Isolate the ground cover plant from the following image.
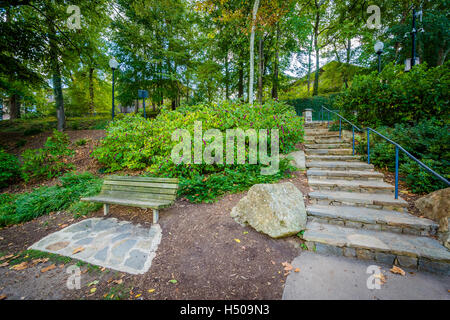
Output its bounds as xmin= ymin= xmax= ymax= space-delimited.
xmin=0 ymin=172 xmax=102 ymax=227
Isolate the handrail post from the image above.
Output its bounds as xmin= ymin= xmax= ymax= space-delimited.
xmin=367 ymin=128 xmax=370 ymax=164
xmin=327 ymin=110 xmax=330 ymax=128
xmin=339 ymin=118 xmax=342 ymax=140
xmin=352 ymin=126 xmax=355 ymax=155
xmin=395 ymin=146 xmax=399 ymax=199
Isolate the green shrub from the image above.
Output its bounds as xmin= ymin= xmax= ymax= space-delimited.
xmin=178 ymin=159 xmax=294 ymax=203
xmin=20 ymin=130 xmax=75 ymax=182
xmin=92 ymin=100 xmax=304 ymax=178
xmin=355 ymin=119 xmax=449 ymax=194
xmin=0 ymin=149 xmax=20 ymax=187
xmin=75 ymin=138 xmax=87 ymax=146
xmin=333 ymin=62 xmax=449 ymax=127
xmin=0 ymin=172 xmax=102 ymax=227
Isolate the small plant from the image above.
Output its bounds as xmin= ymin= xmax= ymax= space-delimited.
xmin=75 ymin=138 xmax=87 ymax=147
xmin=20 ymin=130 xmax=75 ymax=182
xmin=15 ymin=139 xmax=27 ymax=148
xmin=0 ymin=149 xmax=20 ymax=187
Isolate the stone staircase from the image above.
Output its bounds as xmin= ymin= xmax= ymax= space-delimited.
xmin=301 ymin=121 xmax=450 ymax=275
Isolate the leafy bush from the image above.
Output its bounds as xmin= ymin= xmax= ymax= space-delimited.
xmin=20 ymin=130 xmax=75 ymax=182
xmin=333 ymin=62 xmax=449 ymax=127
xmin=178 ymin=160 xmax=294 ymax=203
xmin=0 ymin=149 xmax=20 ymax=187
xmin=92 ymin=100 xmax=304 ymax=178
xmin=355 ymin=118 xmax=449 ymax=193
xmin=0 ymin=172 xmax=102 ymax=227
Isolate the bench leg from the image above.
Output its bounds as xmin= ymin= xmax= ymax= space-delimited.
xmin=152 ymin=209 xmax=159 ymax=223
xmin=104 ymin=204 xmax=109 ymax=216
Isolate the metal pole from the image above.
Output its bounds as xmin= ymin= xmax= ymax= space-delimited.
xmin=327 ymin=110 xmax=330 ymax=128
xmin=367 ymin=128 xmax=370 ymax=164
xmin=411 ymin=8 xmax=417 ymax=67
xmin=143 ymin=97 xmax=146 ymax=119
xmin=111 ymin=68 xmax=115 ymax=120
xmin=378 ymin=53 xmax=381 ymax=73
xmin=339 ymin=118 xmax=342 ymax=139
xmin=352 ymin=126 xmax=355 ymax=155
xmin=395 ymin=146 xmax=399 ymax=199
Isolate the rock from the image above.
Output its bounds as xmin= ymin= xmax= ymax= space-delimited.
xmin=415 ymin=187 xmax=450 ymax=232
xmin=230 ymin=182 xmax=307 ymax=238
xmin=282 ymin=151 xmax=306 ymax=170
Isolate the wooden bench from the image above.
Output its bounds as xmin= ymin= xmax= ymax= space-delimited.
xmin=81 ymin=176 xmax=179 ymax=223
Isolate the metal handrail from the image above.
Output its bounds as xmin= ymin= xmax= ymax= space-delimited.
xmin=320 ymin=106 xmax=450 ymax=199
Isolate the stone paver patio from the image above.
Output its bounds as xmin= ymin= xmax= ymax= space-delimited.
xmin=29 ymin=218 xmax=161 ymax=274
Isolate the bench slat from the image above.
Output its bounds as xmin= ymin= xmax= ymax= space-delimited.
xmin=103 ymin=180 xmax=178 ymax=189
xmin=102 ymin=184 xmax=177 ymax=195
xmin=101 ymin=190 xmax=176 ymax=201
xmin=81 ymin=196 xmax=172 ymax=209
xmin=106 ymin=176 xmax=179 ymax=184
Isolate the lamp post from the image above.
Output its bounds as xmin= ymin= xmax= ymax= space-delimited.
xmin=109 ymin=57 xmax=119 ymax=120
xmin=374 ymin=41 xmax=384 ymax=73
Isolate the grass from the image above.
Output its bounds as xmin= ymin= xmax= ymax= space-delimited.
xmin=0 ymin=115 xmax=111 ymax=134
xmin=7 ymin=249 xmax=73 ymax=266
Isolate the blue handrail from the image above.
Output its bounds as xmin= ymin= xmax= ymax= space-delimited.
xmin=320 ymin=106 xmax=450 ymax=199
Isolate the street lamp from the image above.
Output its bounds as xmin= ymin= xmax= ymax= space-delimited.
xmin=374 ymin=41 xmax=384 ymax=73
xmin=109 ymin=57 xmax=119 ymax=120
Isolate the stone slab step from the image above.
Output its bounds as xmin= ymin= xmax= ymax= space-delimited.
xmin=306 ymin=148 xmax=353 ymax=156
xmin=309 ymin=190 xmax=408 ymax=211
xmin=306 ymin=155 xmax=360 ymax=162
xmin=301 ymin=221 xmax=450 ymax=275
xmin=306 ymin=161 xmax=374 ymax=171
xmin=307 ymin=169 xmax=384 ymax=181
xmin=305 ymin=130 xmax=339 ymax=136
xmin=308 ymin=178 xmax=394 ymax=194
xmin=306 ymin=205 xmax=438 ymax=236
xmin=306 ymin=143 xmax=351 ymax=149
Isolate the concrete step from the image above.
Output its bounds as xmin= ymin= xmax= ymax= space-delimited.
xmin=306 ymin=143 xmax=351 ymax=149
xmin=307 ymin=169 xmax=384 ymax=181
xmin=305 ymin=130 xmax=338 ymax=136
xmin=306 ymin=161 xmax=374 ymax=171
xmin=301 ymin=221 xmax=450 ymax=275
xmin=309 ymin=178 xmax=394 ymax=194
xmin=306 ymin=155 xmax=361 ymax=162
xmin=309 ymin=190 xmax=408 ymax=212
xmin=306 ymin=148 xmax=353 ymax=156
xmin=306 ymin=205 xmax=438 ymax=236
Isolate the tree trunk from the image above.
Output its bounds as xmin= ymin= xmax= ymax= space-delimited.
xmin=249 ymin=0 xmax=260 ymax=105
xmin=9 ymin=94 xmax=21 ymax=119
xmin=437 ymin=47 xmax=449 ymax=66
xmin=238 ymin=60 xmax=244 ymax=99
xmin=272 ymin=24 xmax=280 ymax=100
xmin=313 ymin=9 xmax=320 ymax=97
xmin=307 ymin=33 xmax=313 ymax=96
xmin=135 ymin=99 xmax=139 ymax=114
xmin=344 ymin=38 xmax=351 ymax=88
xmin=88 ymin=67 xmax=95 ymax=114
xmin=49 ymin=21 xmax=65 ymax=130
xmin=257 ymin=37 xmax=264 ymax=104
xmin=225 ymin=48 xmax=230 ymax=100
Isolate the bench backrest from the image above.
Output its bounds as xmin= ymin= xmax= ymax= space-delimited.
xmin=101 ymin=176 xmax=179 ymax=203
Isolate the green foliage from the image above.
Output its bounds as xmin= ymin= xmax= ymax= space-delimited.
xmin=178 ymin=160 xmax=294 ymax=203
xmin=20 ymin=130 xmax=75 ymax=182
xmin=285 ymin=95 xmax=337 ymax=121
xmin=75 ymin=138 xmax=87 ymax=147
xmin=0 ymin=172 xmax=103 ymax=227
xmin=0 ymin=149 xmax=20 ymax=187
xmin=334 ymin=62 xmax=450 ymax=127
xmin=356 ymin=119 xmax=449 ymax=194
xmin=92 ymin=100 xmax=304 ymax=177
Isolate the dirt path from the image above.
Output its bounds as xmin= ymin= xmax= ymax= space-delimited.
xmin=0 ymin=171 xmax=309 ymax=300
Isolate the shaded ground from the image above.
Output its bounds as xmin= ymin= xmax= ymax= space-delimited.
xmin=0 ymin=164 xmax=309 ymax=300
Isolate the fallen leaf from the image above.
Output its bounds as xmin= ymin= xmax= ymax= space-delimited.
xmin=294 ymin=268 xmax=300 ymax=273
xmin=59 ymin=224 xmax=68 ymax=229
xmin=0 ymin=294 xmax=6 ymax=300
xmin=282 ymin=262 xmax=293 ymax=271
xmin=0 ymin=236 xmax=3 ymax=240
xmin=390 ymin=266 xmax=406 ymax=276
xmin=88 ymin=280 xmax=99 ymax=287
xmin=148 ymin=289 xmax=155 ymax=293
xmin=41 ymin=264 xmax=56 ymax=273
xmin=112 ymin=279 xmax=123 ymax=285
xmin=243 ymin=231 xmax=248 ymax=235
xmin=0 ymin=262 xmax=9 ymax=267
xmin=90 ymin=287 xmax=97 ymax=293
xmin=72 ymin=247 xmax=85 ymax=254
xmin=0 ymin=254 xmax=14 ymax=261
xmin=135 ymin=294 xmax=141 ymax=298
xmin=11 ymin=262 xmax=28 ymax=271
xmin=234 ymin=239 xmax=241 ymax=243
xmin=100 ymin=267 xmax=106 ymax=272
xmin=168 ymin=279 xmax=177 ymax=284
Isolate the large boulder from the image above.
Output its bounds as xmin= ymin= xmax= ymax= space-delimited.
xmin=231 ymin=182 xmax=307 ymax=238
xmin=415 ymin=187 xmax=450 ymax=233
